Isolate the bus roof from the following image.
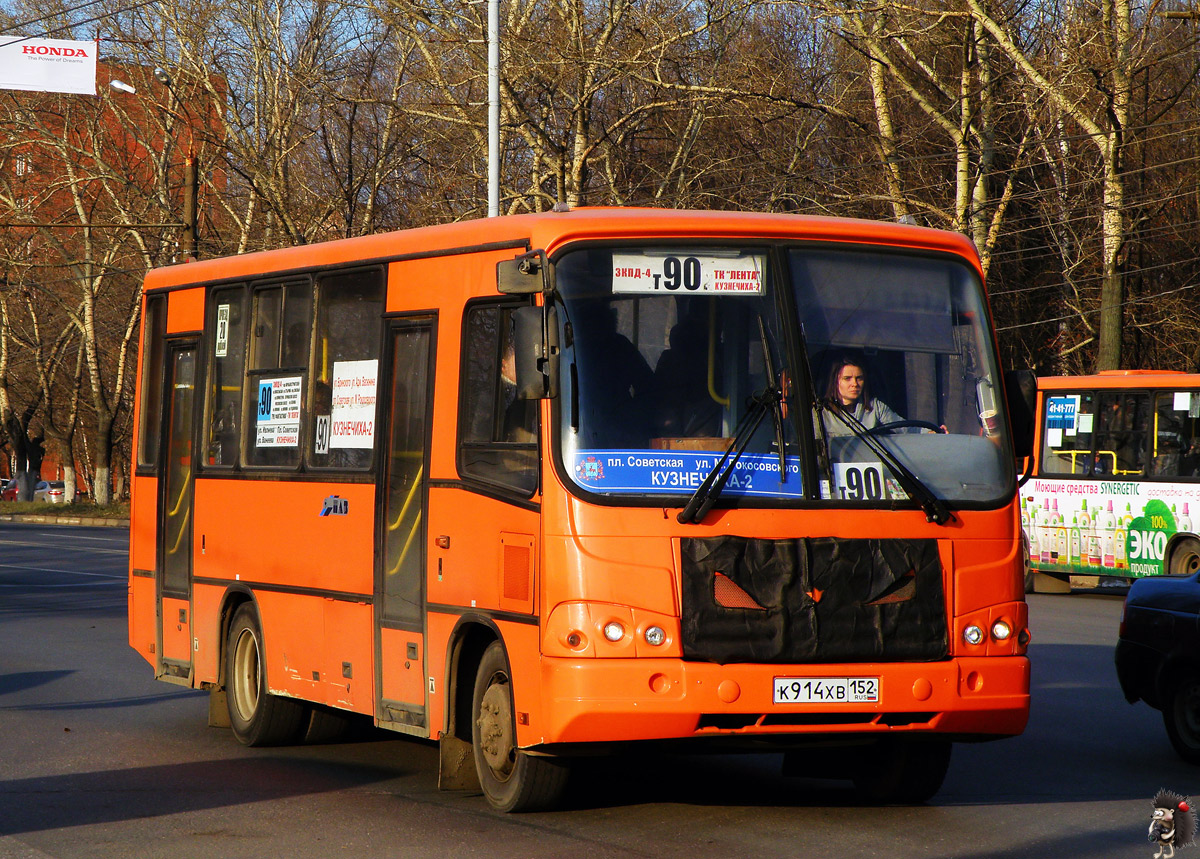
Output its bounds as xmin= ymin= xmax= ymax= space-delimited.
xmin=1038 ymin=369 xmax=1194 ymax=390
xmin=142 ymin=207 xmax=983 ymax=293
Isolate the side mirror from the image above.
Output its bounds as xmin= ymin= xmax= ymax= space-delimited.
xmin=1004 ymin=369 xmax=1037 ymax=459
xmin=512 ymin=305 xmax=559 ymax=399
xmin=497 ymin=250 xmax=549 ymax=295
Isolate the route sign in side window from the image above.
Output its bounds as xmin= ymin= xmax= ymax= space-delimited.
xmin=308 ymin=269 xmax=383 ymax=471
xmin=246 ymin=280 xmax=312 ymax=468
xmin=204 ymin=285 xmax=246 ymax=468
xmin=1039 ymin=392 xmax=1094 ymax=476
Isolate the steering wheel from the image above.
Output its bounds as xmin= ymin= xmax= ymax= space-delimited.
xmin=867 ymin=419 xmax=945 ymax=435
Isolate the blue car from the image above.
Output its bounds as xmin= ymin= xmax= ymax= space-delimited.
xmin=1116 ymin=570 xmax=1200 ymax=763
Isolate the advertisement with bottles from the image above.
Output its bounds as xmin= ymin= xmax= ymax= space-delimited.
xmin=1022 ymin=478 xmax=1198 ymax=578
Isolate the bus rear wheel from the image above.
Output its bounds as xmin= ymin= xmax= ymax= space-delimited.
xmin=225 ymin=603 xmax=307 ymax=747
xmin=1169 ymin=538 xmax=1200 ymax=577
xmin=851 ymin=738 xmax=952 ymax=804
xmin=471 ymin=641 xmax=568 ymax=812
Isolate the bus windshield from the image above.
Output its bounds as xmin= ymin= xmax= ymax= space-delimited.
xmin=554 ymin=243 xmax=1013 ymax=507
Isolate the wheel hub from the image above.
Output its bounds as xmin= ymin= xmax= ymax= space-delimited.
xmin=477 ymin=679 xmax=515 ymax=779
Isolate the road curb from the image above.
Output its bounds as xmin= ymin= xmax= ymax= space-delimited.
xmin=0 ymin=513 xmax=129 ymax=528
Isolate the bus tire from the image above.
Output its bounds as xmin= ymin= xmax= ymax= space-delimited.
xmin=225 ymin=603 xmax=307 ymax=747
xmin=1169 ymin=538 xmax=1200 ymax=577
xmin=471 ymin=641 xmax=568 ymax=812
xmin=304 ymin=704 xmax=356 ymax=744
xmin=1163 ymin=673 xmax=1200 ymax=764
xmin=851 ymin=738 xmax=952 ymax=804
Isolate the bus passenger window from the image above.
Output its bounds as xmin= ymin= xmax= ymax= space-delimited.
xmin=1038 ymin=391 xmax=1095 ymax=476
xmin=136 ymin=295 xmax=168 ymax=470
xmin=250 ymin=282 xmax=311 ymax=371
xmin=307 ymin=269 xmax=383 ymax=471
xmin=136 ymin=295 xmax=167 ymax=471
xmin=246 ymin=280 xmax=312 ymax=468
xmin=458 ymin=302 xmax=538 ymax=495
xmin=1093 ymin=392 xmax=1149 ymax=476
xmin=1154 ymin=391 xmax=1200 ymax=478
xmin=204 ymin=286 xmax=246 ymax=468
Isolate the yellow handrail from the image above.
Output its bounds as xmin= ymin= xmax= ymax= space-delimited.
xmin=387 ymin=511 xmax=423 ymax=577
xmin=707 ymin=304 xmax=728 ymax=407
xmin=166 ymin=507 xmax=191 ymax=556
xmin=388 ymin=463 xmax=423 ymax=532
xmin=167 ymin=466 xmax=191 ymax=518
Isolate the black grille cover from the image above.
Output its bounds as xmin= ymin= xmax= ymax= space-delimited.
xmin=680 ymin=536 xmax=948 ymax=664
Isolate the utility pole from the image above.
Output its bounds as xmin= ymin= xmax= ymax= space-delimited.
xmin=487 ymin=0 xmax=499 ymax=217
xmin=182 ymin=154 xmax=199 ymax=260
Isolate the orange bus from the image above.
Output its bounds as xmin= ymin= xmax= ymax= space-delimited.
xmin=1023 ymin=370 xmax=1200 ymax=586
xmin=129 ymin=207 xmax=1032 ymax=811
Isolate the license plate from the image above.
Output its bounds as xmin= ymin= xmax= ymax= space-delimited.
xmin=773 ymin=676 xmax=879 ymax=704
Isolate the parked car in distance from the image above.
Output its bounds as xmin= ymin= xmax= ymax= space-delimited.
xmin=42 ymin=482 xmax=68 ymax=503
xmin=1116 ymin=572 xmax=1200 ymax=763
xmin=0 ymin=479 xmax=45 ymax=501
xmin=0 ymin=478 xmax=82 ymax=503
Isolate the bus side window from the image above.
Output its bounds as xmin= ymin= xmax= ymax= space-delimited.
xmin=1153 ymin=391 xmax=1200 ymax=478
xmin=204 ymin=286 xmax=246 ymax=468
xmin=136 ymin=294 xmax=168 ymax=471
xmin=1093 ymin=392 xmax=1149 ymax=476
xmin=1039 ymin=391 xmax=1095 ymax=476
xmin=307 ymin=268 xmax=383 ymax=471
xmin=246 ymin=280 xmax=312 ymax=469
xmin=458 ymin=301 xmax=538 ymax=495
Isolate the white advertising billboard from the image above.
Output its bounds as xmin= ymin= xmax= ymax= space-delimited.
xmin=0 ymin=37 xmax=97 ymax=95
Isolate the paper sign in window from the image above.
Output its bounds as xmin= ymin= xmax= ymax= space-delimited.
xmin=330 ymin=359 xmax=378 ymax=449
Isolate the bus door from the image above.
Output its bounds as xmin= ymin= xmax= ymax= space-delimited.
xmin=158 ymin=341 xmax=198 ymax=680
xmin=376 ymin=319 xmax=434 ymax=731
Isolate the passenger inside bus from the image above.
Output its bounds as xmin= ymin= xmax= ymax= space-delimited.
xmin=500 ymin=341 xmax=536 ymax=444
xmin=652 ymin=308 xmax=723 ymax=439
xmin=571 ymin=302 xmax=655 ymax=448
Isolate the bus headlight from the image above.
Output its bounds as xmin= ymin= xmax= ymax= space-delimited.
xmin=643 ymin=626 xmax=666 ymax=646
xmin=991 ymin=620 xmax=1012 ymax=641
xmin=963 ymin=624 xmax=985 ymax=646
xmin=603 ymin=621 xmax=625 ymax=642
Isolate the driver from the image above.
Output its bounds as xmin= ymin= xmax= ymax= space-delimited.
xmin=818 ymin=354 xmax=905 ymax=436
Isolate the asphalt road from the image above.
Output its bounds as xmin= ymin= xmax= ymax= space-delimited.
xmin=0 ymin=522 xmax=1192 ymax=858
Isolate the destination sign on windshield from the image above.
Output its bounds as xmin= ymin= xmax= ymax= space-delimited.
xmin=611 ymin=251 xmax=765 ymax=295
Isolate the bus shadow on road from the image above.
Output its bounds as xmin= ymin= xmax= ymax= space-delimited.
xmin=0 ymin=670 xmax=75 ymax=697
xmin=0 ymin=755 xmax=409 ymax=836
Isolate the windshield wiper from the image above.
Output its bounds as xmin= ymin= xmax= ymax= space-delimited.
xmin=756 ymin=316 xmax=788 ymax=479
xmin=677 ymin=385 xmax=781 ymax=525
xmin=816 ymin=402 xmax=952 ymax=526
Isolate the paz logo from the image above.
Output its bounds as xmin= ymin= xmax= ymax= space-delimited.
xmin=320 ymin=495 xmax=349 ymax=516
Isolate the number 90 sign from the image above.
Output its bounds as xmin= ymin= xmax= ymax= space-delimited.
xmin=833 ymin=462 xmax=886 ymax=501
xmin=611 ymin=252 xmax=765 ymax=295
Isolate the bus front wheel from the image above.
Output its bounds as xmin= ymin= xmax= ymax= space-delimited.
xmin=471 ymin=641 xmax=568 ymax=812
xmin=225 ymin=603 xmax=307 ymax=746
xmin=851 ymin=738 xmax=952 ymax=804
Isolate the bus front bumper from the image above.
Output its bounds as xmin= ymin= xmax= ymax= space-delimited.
xmin=531 ymin=655 xmax=1029 ymax=746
